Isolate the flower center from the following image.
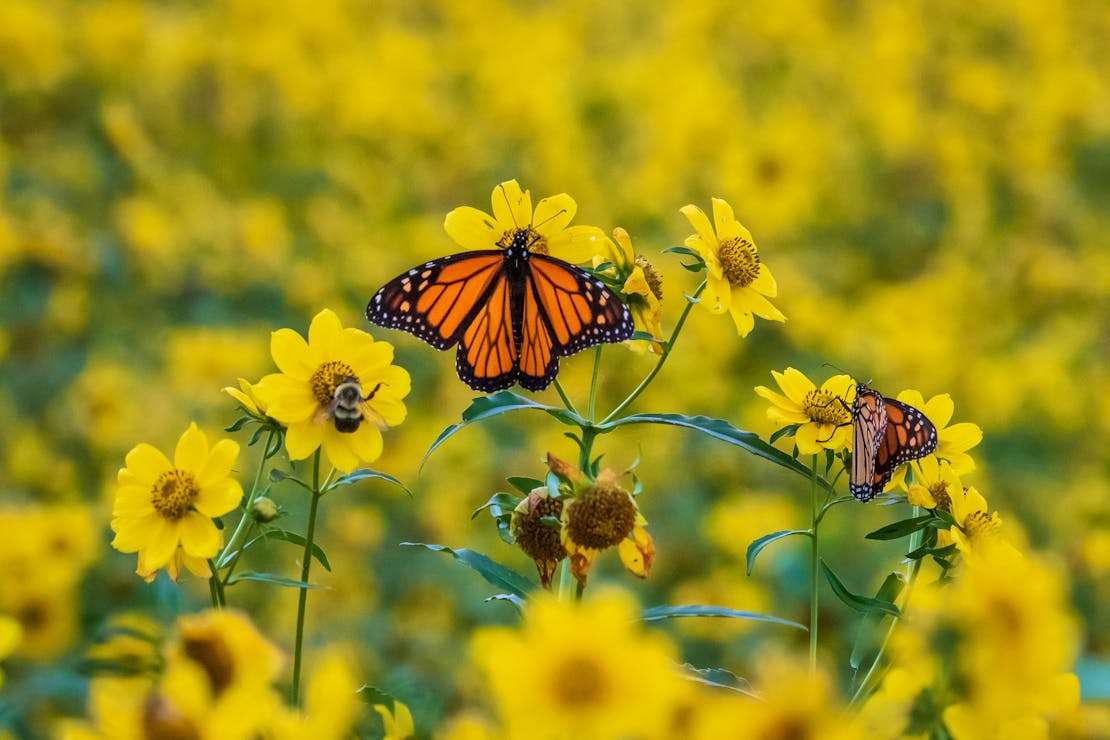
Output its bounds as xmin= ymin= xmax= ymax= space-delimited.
xmin=565 ymin=484 xmax=637 ymax=550
xmin=498 ymin=227 xmax=547 ymax=255
xmin=182 ymin=632 xmax=235 ymax=695
xmin=636 ymin=255 xmax=664 ymax=300
xmin=963 ymin=509 xmax=1000 ymax=542
xmin=802 ymin=390 xmax=850 ymax=425
xmin=717 ymin=236 xmax=760 ymax=287
xmin=310 ymin=361 xmax=358 ymax=405
xmin=552 ymin=654 xmax=605 ymax=709
xmin=151 ymin=470 xmax=200 ymax=520
xmin=929 ymin=482 xmax=953 ymax=512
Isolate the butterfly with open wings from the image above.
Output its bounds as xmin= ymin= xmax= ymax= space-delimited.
xmin=366 ymin=183 xmax=634 ymax=392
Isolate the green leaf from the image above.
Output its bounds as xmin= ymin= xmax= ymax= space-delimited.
xmin=597 ymin=414 xmax=836 ymax=494
xmin=507 ymin=476 xmax=544 ymax=495
xmin=226 ymin=571 xmax=328 ymax=589
xmin=356 ymin=684 xmax=398 ymax=707
xmin=820 ymin=560 xmax=900 ymax=617
xmin=400 ymin=542 xmax=534 ymax=597
xmin=640 ymin=605 xmax=806 ymax=631
xmin=225 ymin=416 xmax=253 ymax=433
xmin=629 ymin=330 xmax=662 ymax=343
xmin=471 ymin=492 xmax=520 ymax=545
xmin=247 ymin=529 xmax=332 ymax=572
xmin=485 ymin=593 xmax=525 ymax=614
xmin=865 ymin=515 xmax=936 ymax=541
xmin=850 ymin=572 xmax=907 ymax=671
xmin=423 ymin=392 xmax=588 ymax=466
xmin=746 ymin=529 xmax=810 ymax=576
xmin=330 ymin=467 xmax=410 ymax=496
xmin=662 ymin=246 xmax=702 ymax=258
xmin=906 ymin=542 xmax=958 ymax=561
xmin=769 ymin=423 xmax=800 ymax=444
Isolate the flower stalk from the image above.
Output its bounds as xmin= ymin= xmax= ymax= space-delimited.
xmin=291 ymin=449 xmax=323 ymax=705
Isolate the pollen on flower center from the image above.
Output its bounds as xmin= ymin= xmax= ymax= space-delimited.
xmin=310 ymin=361 xmax=358 ymax=405
xmin=929 ymin=483 xmax=953 ymax=512
xmin=635 ymin=255 xmax=664 ymax=300
xmin=717 ymin=236 xmax=760 ymax=287
xmin=802 ymin=390 xmax=850 ymax=425
xmin=552 ymin=655 xmax=605 ymax=708
xmin=964 ymin=509 xmax=1000 ymax=541
xmin=151 ymin=470 xmax=200 ymax=520
xmin=499 ymin=227 xmax=548 ymax=255
xmin=565 ymin=484 xmax=637 ymax=550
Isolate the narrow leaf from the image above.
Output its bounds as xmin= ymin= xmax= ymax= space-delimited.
xmin=640 ymin=605 xmax=806 ymax=631
xmin=400 ymin=542 xmax=534 ymax=597
xmin=485 ymin=593 xmax=525 ymax=614
xmin=769 ymin=423 xmax=801 ymax=444
xmin=680 ymin=665 xmax=758 ymax=698
xmin=820 ymin=561 xmax=900 ymax=617
xmin=423 ymin=392 xmax=587 ymax=466
xmin=865 ymin=515 xmax=936 ymax=541
xmin=330 ymin=468 xmax=410 ymax=496
xmin=746 ymin=529 xmax=810 ymax=576
xmin=850 ymin=572 xmax=906 ymax=671
xmin=356 ymin=685 xmax=398 ymax=707
xmin=226 ymin=571 xmax=328 ymax=589
xmin=507 ymin=476 xmax=544 ymax=495
xmin=248 ymin=529 xmax=332 ymax=572
xmin=598 ymin=414 xmax=836 ymax=494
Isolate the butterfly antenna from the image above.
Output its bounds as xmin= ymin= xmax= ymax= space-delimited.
xmin=498 ymin=183 xmax=522 ymax=229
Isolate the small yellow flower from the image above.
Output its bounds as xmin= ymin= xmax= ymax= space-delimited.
xmin=906 ymin=456 xmax=963 ymax=510
xmin=444 ymin=179 xmax=607 ymax=264
xmin=0 ymin=616 xmax=21 ymax=688
xmin=600 ymin=227 xmax=664 ymax=354
xmin=680 ymin=197 xmax=785 ymax=337
xmin=254 ymin=309 xmax=411 ymax=473
xmin=111 ymin=423 xmax=243 ymax=583
xmin=223 ymin=377 xmax=268 ymax=417
xmin=755 ymin=368 xmax=854 ymax=453
xmin=469 ymin=590 xmax=684 ymax=740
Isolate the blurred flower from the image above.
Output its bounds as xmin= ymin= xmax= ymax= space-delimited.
xmin=254 ymin=308 xmax=411 ymax=473
xmin=444 ymin=179 xmax=607 ymax=264
xmin=273 ymin=651 xmax=361 ymax=740
xmin=469 ymin=590 xmax=684 ymax=739
xmin=680 ymin=197 xmax=785 ymax=337
xmin=0 ymin=616 xmax=21 ymax=688
xmin=373 ymin=700 xmax=415 ymax=740
xmin=600 ymin=227 xmax=664 ymax=354
xmin=111 ymin=422 xmax=243 ymax=582
xmin=943 ymin=484 xmax=1007 ymax=559
xmin=755 ymin=368 xmax=854 ymax=453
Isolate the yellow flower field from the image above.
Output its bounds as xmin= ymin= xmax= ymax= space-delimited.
xmin=2 ymin=0 xmax=1109 ymax=737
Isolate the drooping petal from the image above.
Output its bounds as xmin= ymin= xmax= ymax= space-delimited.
xmin=700 ymin=272 xmax=731 ymax=315
xmin=307 ymin=309 xmax=344 ymax=362
xmin=285 ymin=420 xmax=324 ymax=461
xmin=679 ymin=204 xmax=718 ymax=259
xmin=491 ymin=180 xmax=531 ymax=230
xmin=729 ymin=303 xmax=755 ymax=337
xmin=174 ymin=423 xmax=209 ymax=473
xmin=123 ymin=443 xmax=172 ymax=485
xmin=533 ymin=193 xmax=577 ymax=236
xmin=270 ymin=328 xmax=314 ymax=379
xmin=194 ymin=479 xmax=243 ymax=518
xmin=198 ymin=438 xmax=240 ymax=488
xmin=444 ymin=205 xmax=501 ymax=250
xmin=548 ymin=225 xmax=607 ymax=265
xmin=740 ymin=288 xmax=786 ymax=322
xmin=178 ymin=513 xmax=220 ymax=558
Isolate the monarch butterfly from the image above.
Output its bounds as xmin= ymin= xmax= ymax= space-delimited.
xmin=366 ymin=228 xmax=634 ymax=392
xmin=849 ymin=383 xmax=938 ymax=501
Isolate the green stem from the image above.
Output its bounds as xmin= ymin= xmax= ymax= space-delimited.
xmin=291 ymin=450 xmax=323 ymax=706
xmin=207 ymin=563 xmax=224 ymax=608
xmin=849 ymin=505 xmax=924 ymax=706
xmin=218 ymin=430 xmax=275 ymax=569
xmin=809 ymin=454 xmax=820 ymax=677
xmin=552 ymin=378 xmax=579 ymax=417
xmin=587 ymin=345 xmax=602 ymax=422
xmin=601 ymin=280 xmax=705 ymax=425
xmin=220 ymin=521 xmax=255 ymax=588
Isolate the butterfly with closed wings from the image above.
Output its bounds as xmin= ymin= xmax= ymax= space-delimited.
xmin=848 ymin=383 xmax=938 ymax=501
xmin=367 ymin=225 xmax=634 ymax=393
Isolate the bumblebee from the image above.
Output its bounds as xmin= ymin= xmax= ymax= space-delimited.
xmin=319 ymin=377 xmax=385 ymax=433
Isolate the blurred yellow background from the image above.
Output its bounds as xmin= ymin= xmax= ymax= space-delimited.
xmin=2 ymin=0 xmax=1109 ymax=734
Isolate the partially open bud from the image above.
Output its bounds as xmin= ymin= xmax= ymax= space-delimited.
xmin=250 ymin=496 xmax=279 ymax=524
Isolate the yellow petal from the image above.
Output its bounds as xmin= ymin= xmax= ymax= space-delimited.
xmin=369 ymin=391 xmax=408 ymax=427
xmin=710 ymin=197 xmax=737 ymax=237
xmin=140 ymin=518 xmax=180 ymax=571
xmin=348 ymin=339 xmax=395 ymax=376
xmin=679 ymin=204 xmax=717 ymax=258
xmin=444 ymin=205 xmax=500 ymax=250
xmin=111 ymin=514 xmax=160 ymax=552
xmin=794 ymin=423 xmax=823 ymax=454
xmin=322 ymin=426 xmax=362 ymax=473
xmin=113 ymin=485 xmax=156 ymax=518
xmin=123 ymin=443 xmax=171 ymax=485
xmin=728 ymin=303 xmax=755 ymax=337
xmin=256 ymin=374 xmax=319 ymax=423
xmin=198 ymin=438 xmax=239 ymax=488
xmin=701 ymin=272 xmax=731 ymax=315
xmin=270 ymin=328 xmax=314 ymax=378
xmin=751 ymin=262 xmax=778 ymax=297
xmin=174 ymin=423 xmax=209 ymax=473
xmin=285 ymin=420 xmax=324 ymax=461
xmin=346 ymin=424 xmax=384 ymax=466
xmin=178 ymin=513 xmax=220 ymax=558
xmin=491 ymin=180 xmax=530 ymax=230
xmin=308 ymin=308 xmax=344 ymax=360
xmin=180 ymin=552 xmax=212 ymax=578
xmin=533 ymin=193 xmax=577 ymax=235
xmin=194 ymin=478 xmax=243 ymax=518
xmin=548 ymin=224 xmax=607 ymax=265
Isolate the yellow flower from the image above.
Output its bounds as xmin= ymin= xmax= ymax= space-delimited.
xmin=111 ymin=423 xmax=243 ymax=583
xmin=223 ymin=376 xmax=268 ymax=417
xmin=945 ymin=484 xmax=1009 ymax=559
xmin=469 ymin=590 xmax=684 ymax=739
xmin=254 ymin=308 xmax=411 ymax=474
xmin=680 ymin=197 xmax=785 ymax=337
xmin=374 ymin=700 xmax=415 ymax=740
xmin=906 ymin=455 xmax=963 ymax=510
xmin=0 ymin=616 xmax=20 ymax=688
xmin=444 ymin=179 xmax=607 ymax=264
xmin=754 ymin=368 xmax=854 ymax=453
xmin=273 ymin=651 xmax=362 ymax=740
xmin=600 ymin=227 xmax=664 ymax=354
